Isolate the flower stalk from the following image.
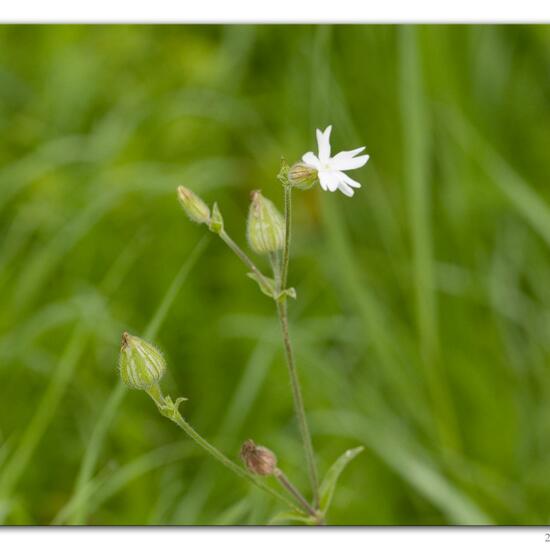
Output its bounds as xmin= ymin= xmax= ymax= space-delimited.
xmin=275 ymin=298 xmax=319 ymax=508
xmin=274 ymin=181 xmax=320 ymax=509
xmin=274 ymin=468 xmax=321 ymax=522
xmin=145 ymin=384 xmax=300 ymax=513
xmin=118 ymin=333 xmax=299 ymax=514
xmin=281 ymin=183 xmax=292 ymax=291
xmin=218 ymin=228 xmax=270 ymax=289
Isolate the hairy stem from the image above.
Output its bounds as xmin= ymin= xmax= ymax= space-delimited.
xmin=219 ymin=229 xmax=272 ymax=291
xmin=275 ymin=300 xmax=319 ymax=508
xmin=275 ymin=468 xmax=321 ymax=521
xmin=146 ymin=386 xmax=299 ymax=513
xmin=281 ymin=184 xmax=292 ymax=287
xmin=276 ymin=183 xmax=320 ymax=508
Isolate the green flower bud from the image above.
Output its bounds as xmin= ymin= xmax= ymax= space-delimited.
xmin=208 ymin=202 xmax=224 ymax=234
xmin=119 ymin=332 xmax=166 ymax=390
xmin=177 ymin=186 xmax=210 ymax=225
xmin=287 ymin=162 xmax=318 ymax=190
xmin=246 ymin=190 xmax=284 ymax=255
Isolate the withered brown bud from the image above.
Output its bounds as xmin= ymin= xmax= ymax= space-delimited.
xmin=240 ymin=439 xmax=277 ymax=476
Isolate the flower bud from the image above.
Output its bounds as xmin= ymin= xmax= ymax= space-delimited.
xmin=177 ymin=186 xmax=210 ymax=225
xmin=119 ymin=332 xmax=166 ymax=390
xmin=288 ymin=162 xmax=318 ymax=190
xmin=240 ymin=439 xmax=278 ymax=476
xmin=208 ymin=202 xmax=224 ymax=234
xmin=246 ymin=190 xmax=284 ymax=255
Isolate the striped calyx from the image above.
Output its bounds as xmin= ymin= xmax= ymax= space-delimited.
xmin=119 ymin=332 xmax=166 ymax=390
xmin=287 ymin=162 xmax=318 ymax=190
xmin=246 ymin=190 xmax=284 ymax=255
xmin=177 ymin=186 xmax=210 ymax=225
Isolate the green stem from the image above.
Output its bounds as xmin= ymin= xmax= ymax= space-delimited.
xmin=269 ymin=251 xmax=282 ymax=289
xmin=281 ymin=184 xmax=292 ymax=288
xmin=219 ymin=229 xmax=272 ymax=291
xmin=274 ymin=468 xmax=320 ymax=521
xmin=146 ymin=386 xmax=299 ymax=513
xmin=275 ymin=300 xmax=319 ymax=508
xmin=276 ymin=183 xmax=320 ymax=508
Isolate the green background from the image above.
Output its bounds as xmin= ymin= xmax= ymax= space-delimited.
xmin=0 ymin=25 xmax=549 ymax=525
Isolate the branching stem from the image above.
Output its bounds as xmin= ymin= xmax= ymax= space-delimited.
xmin=218 ymin=229 xmax=272 ymax=291
xmin=146 ymin=385 xmax=300 ymax=513
xmin=275 ymin=468 xmax=321 ymax=522
xmin=208 ymin=184 xmax=320 ymax=512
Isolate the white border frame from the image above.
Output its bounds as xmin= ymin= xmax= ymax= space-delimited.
xmin=0 ymin=0 xmax=549 ymax=23
xmin=0 ymin=526 xmax=548 ymax=550
xmin=0 ymin=7 xmax=548 ymax=548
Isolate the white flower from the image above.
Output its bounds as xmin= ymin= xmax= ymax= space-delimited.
xmin=302 ymin=125 xmax=369 ymax=197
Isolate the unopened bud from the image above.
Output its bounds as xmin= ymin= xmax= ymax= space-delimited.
xmin=240 ymin=439 xmax=278 ymax=476
xmin=209 ymin=202 xmax=224 ymax=234
xmin=119 ymin=332 xmax=166 ymax=390
xmin=246 ymin=190 xmax=284 ymax=255
xmin=177 ymin=186 xmax=211 ymax=225
xmin=288 ymin=162 xmax=318 ymax=190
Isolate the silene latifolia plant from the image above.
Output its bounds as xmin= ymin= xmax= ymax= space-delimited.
xmin=118 ymin=126 xmax=369 ymax=525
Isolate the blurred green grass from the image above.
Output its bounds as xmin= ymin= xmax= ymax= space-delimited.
xmin=0 ymin=24 xmax=549 ymax=525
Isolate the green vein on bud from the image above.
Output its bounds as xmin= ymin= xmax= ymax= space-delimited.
xmin=287 ymin=162 xmax=318 ymax=190
xmin=119 ymin=332 xmax=166 ymax=390
xmin=247 ymin=190 xmax=284 ymax=255
xmin=177 ymin=186 xmax=211 ymax=225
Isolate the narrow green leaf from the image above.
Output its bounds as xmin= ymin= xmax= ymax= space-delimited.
xmin=246 ymin=272 xmax=295 ymax=301
xmin=214 ymin=498 xmax=250 ymax=526
xmin=246 ymin=272 xmax=276 ymax=298
xmin=268 ymin=511 xmax=316 ymax=526
xmin=278 ymin=287 xmax=296 ymax=300
xmin=319 ymin=446 xmax=364 ymax=513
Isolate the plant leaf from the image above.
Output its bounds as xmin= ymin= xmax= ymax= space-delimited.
xmin=246 ymin=272 xmax=276 ymax=298
xmin=268 ymin=511 xmax=316 ymax=526
xmin=277 ymin=287 xmax=296 ymax=301
xmin=319 ymin=446 xmax=364 ymax=513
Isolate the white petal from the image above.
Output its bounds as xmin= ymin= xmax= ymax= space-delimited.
xmin=330 ymin=154 xmax=369 ymax=171
xmin=337 ymin=180 xmax=355 ymax=197
xmin=319 ymin=170 xmax=339 ymax=192
xmin=316 ymin=125 xmax=332 ymax=162
xmin=318 ymin=170 xmax=328 ymax=191
xmin=339 ymin=171 xmax=362 ymax=189
xmin=331 ymin=147 xmax=365 ymax=162
xmin=302 ymin=152 xmax=321 ymax=169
